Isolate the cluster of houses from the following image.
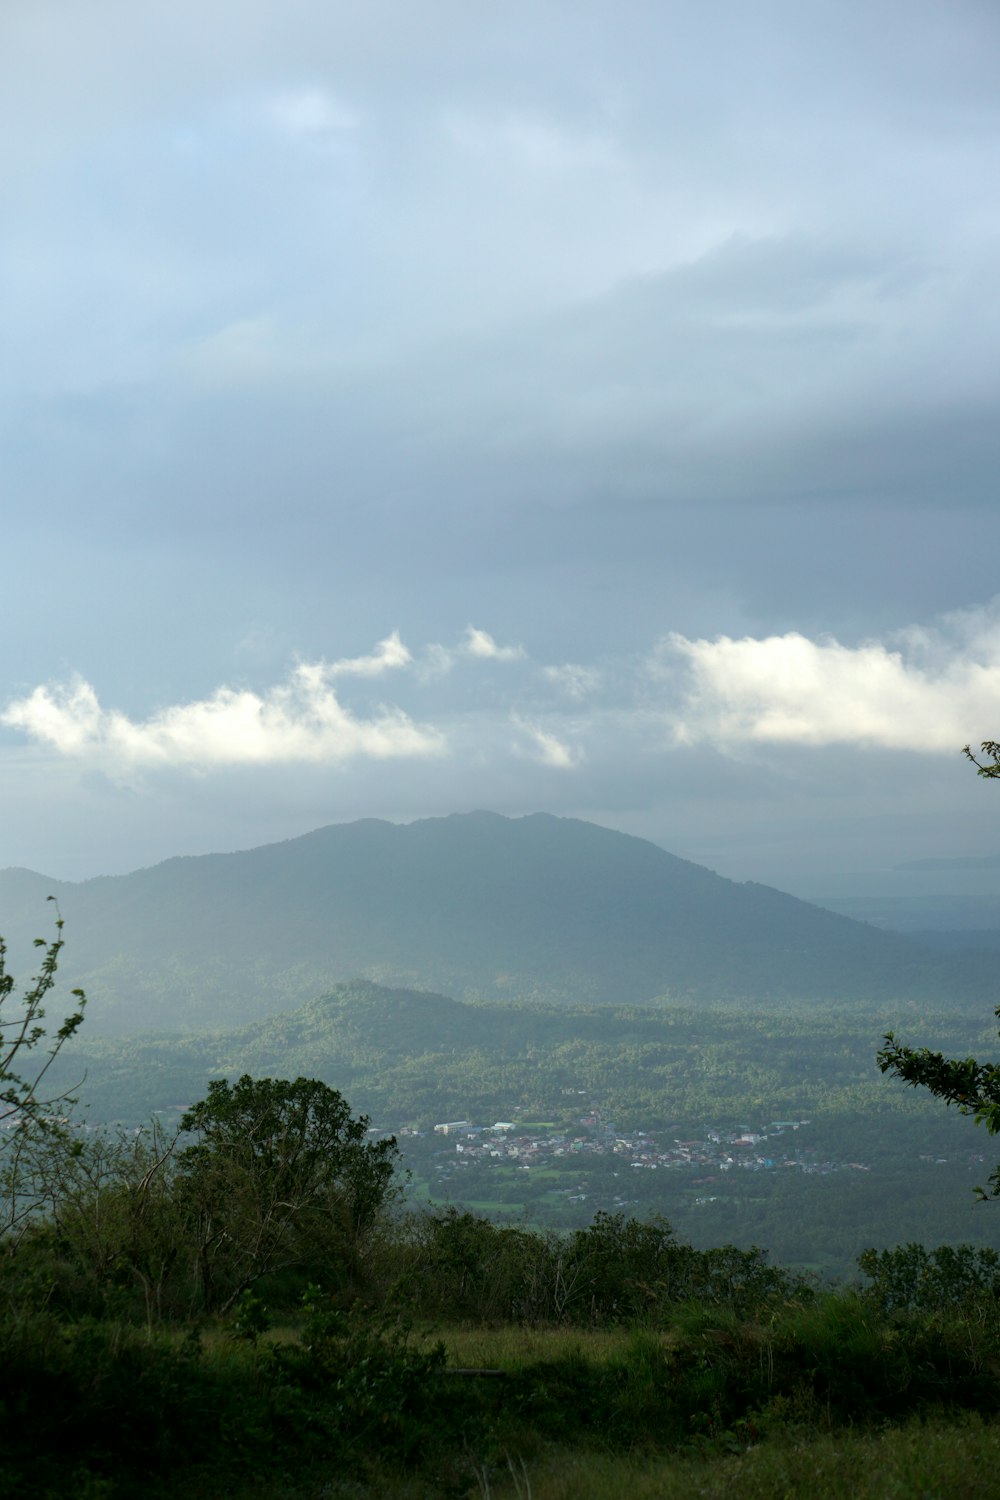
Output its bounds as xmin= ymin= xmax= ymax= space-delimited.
xmin=391 ymin=1111 xmax=872 ymax=1188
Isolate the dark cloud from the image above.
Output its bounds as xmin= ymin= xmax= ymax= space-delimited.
xmin=3 ymin=2 xmax=999 ymax=884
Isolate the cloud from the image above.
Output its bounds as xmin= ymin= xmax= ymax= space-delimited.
xmin=0 ymin=626 xmax=541 ymax=777
xmin=463 ymin=627 xmax=525 ymax=662
xmin=542 ymin=663 xmax=603 ymax=699
xmin=513 ymin=716 xmax=582 ymax=770
xmin=6 ymin=607 xmax=998 ymax=793
xmin=418 ymin=627 xmax=527 ymax=676
xmin=663 ymin=611 xmax=1000 ymax=751
xmin=326 ymin=631 xmax=411 ymax=677
xmin=1 ymin=655 xmax=443 ymax=770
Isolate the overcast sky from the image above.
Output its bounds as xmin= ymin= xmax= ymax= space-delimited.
xmin=3 ymin=0 xmax=1000 ymax=894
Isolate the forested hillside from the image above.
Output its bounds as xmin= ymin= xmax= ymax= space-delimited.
xmin=53 ymin=979 xmax=1000 ymax=1275
xmin=1 ymin=812 xmax=994 ymax=1033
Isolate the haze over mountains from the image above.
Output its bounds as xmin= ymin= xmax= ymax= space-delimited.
xmin=0 ymin=813 xmax=992 ymax=1035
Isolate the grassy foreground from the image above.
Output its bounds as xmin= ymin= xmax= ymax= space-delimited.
xmin=6 ymin=1293 xmax=1000 ymax=1499
xmin=165 ymin=1402 xmax=1000 ymax=1500
xmin=470 ymin=1417 xmax=1000 ymax=1500
xmin=207 ymin=1421 xmax=1000 ymax=1500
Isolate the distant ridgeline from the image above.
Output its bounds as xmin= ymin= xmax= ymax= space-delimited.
xmin=0 ymin=811 xmax=994 ymax=1034
xmin=56 ymin=976 xmax=998 ymax=1129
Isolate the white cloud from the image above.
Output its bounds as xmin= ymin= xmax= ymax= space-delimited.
xmin=1 ymin=656 xmax=443 ymax=770
xmin=0 ymin=627 xmax=536 ymax=776
xmin=513 ymin=716 xmax=581 ymax=770
xmin=9 ymin=608 xmax=998 ymax=791
xmin=463 ymin=626 xmax=525 ymax=662
xmin=418 ymin=627 xmax=526 ymax=676
xmin=415 ymin=643 xmax=457 ymax=680
xmin=326 ymin=631 xmax=411 ymax=677
xmin=3 ymin=676 xmax=104 ymax=755
xmin=542 ymin=663 xmax=603 ymax=699
xmin=663 ymin=614 xmax=1000 ymax=751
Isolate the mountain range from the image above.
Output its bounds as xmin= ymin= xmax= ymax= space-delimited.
xmin=0 ymin=811 xmax=992 ymax=1033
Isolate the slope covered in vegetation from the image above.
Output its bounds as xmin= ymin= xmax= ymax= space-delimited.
xmin=2 ymin=812 xmax=993 ymax=1032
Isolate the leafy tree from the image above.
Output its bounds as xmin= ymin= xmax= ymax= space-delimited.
xmin=0 ymin=900 xmax=85 ymax=1124
xmin=878 ymin=741 xmax=1000 ymax=1196
xmin=41 ymin=1120 xmax=183 ymax=1328
xmin=0 ymin=902 xmax=86 ymax=1236
xmin=877 ymin=1026 xmax=1000 ymax=1196
xmin=858 ymin=1242 xmax=1000 ymax=1313
xmin=177 ymin=1074 xmax=397 ymax=1310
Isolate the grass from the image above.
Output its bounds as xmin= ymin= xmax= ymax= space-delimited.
xmin=10 ymin=1287 xmax=1000 ymax=1498
xmin=405 ymin=1179 xmax=433 ymax=1201
xmin=479 ymin=1415 xmax=1000 ymax=1500
xmin=169 ymin=1413 xmax=1000 ymax=1499
xmin=436 ymin=1323 xmax=641 ymax=1367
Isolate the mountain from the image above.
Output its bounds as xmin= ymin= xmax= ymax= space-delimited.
xmin=0 ymin=812 xmax=993 ymax=1033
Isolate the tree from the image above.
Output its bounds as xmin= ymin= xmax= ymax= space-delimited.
xmin=0 ymin=900 xmax=86 ymax=1124
xmin=878 ymin=741 xmax=1000 ymax=1197
xmin=877 ymin=1030 xmax=1000 ymax=1196
xmin=42 ymin=1120 xmax=184 ymax=1329
xmin=177 ymin=1075 xmax=397 ymax=1310
xmin=963 ymin=740 xmax=1000 ymax=778
xmin=0 ymin=902 xmax=86 ymax=1236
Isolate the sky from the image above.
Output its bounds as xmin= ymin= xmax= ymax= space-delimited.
xmin=4 ymin=0 xmax=1000 ymax=895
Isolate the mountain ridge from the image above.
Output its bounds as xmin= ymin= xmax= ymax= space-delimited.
xmin=0 ymin=811 xmax=993 ymax=1033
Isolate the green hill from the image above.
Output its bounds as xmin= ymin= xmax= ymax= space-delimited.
xmin=49 ymin=977 xmax=1000 ymax=1273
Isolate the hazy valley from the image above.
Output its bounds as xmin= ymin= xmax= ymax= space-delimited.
xmin=25 ymin=810 xmax=1000 ymax=1280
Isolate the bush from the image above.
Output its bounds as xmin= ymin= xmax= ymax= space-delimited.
xmin=858 ymin=1242 xmax=1000 ymax=1315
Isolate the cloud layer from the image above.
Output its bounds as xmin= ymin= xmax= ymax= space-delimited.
xmin=6 ymin=607 xmax=1000 ymax=779
xmin=1 ymin=659 xmax=442 ymax=769
xmin=667 ymin=621 xmax=1000 ymax=752
xmin=4 ymin=5 xmax=1000 ymax=883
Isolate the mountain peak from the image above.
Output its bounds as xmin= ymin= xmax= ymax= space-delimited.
xmin=1 ymin=810 xmax=985 ymax=1035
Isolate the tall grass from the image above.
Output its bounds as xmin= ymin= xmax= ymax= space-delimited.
xmin=481 ymin=1416 xmax=1000 ymax=1500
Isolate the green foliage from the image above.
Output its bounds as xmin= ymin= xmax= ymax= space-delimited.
xmin=877 ymin=748 xmax=1000 ymax=1199
xmin=4 ymin=1225 xmax=1000 ymax=1495
xmin=178 ymin=1074 xmax=398 ymax=1312
xmin=39 ymin=1121 xmax=183 ymax=1324
xmin=277 ymin=1289 xmax=449 ymax=1463
xmin=0 ymin=901 xmax=85 ymax=1122
xmin=0 ymin=1312 xmax=212 ymax=1494
xmin=504 ymin=1418 xmax=1000 ymax=1500
xmin=0 ymin=1074 xmax=398 ymax=1327
xmin=858 ymin=1241 xmax=1000 ymax=1314
xmin=402 ymin=1208 xmax=566 ymax=1322
xmin=878 ymin=1017 xmax=1000 ymax=1196
xmin=396 ymin=1207 xmax=798 ymax=1328
xmin=558 ymin=1211 xmax=791 ymax=1321
xmin=66 ymin=981 xmax=990 ymax=1137
xmin=227 ymin=1288 xmax=271 ymax=1344
xmin=0 ymin=904 xmax=86 ymax=1239
xmin=53 ymin=981 xmax=1000 ymax=1276
xmin=962 ymin=740 xmax=1000 ymax=778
